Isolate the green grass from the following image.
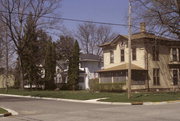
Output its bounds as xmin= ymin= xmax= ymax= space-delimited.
xmin=0 ymin=89 xmax=180 ymax=102
xmin=100 ymin=92 xmax=180 ymax=102
xmin=0 ymin=108 xmax=8 ymax=114
xmin=0 ymin=89 xmax=111 ymax=100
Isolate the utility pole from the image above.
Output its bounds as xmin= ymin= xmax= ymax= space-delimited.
xmin=128 ymin=0 xmax=132 ymax=99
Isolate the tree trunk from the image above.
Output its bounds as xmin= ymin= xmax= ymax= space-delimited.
xmin=18 ymin=56 xmax=24 ymax=90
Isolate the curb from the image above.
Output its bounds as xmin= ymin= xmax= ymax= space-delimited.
xmin=0 ymin=94 xmax=180 ymax=106
xmin=0 ymin=94 xmax=131 ymax=105
xmin=1 ymin=107 xmax=19 ymax=116
xmin=0 ymin=112 xmax=12 ymax=117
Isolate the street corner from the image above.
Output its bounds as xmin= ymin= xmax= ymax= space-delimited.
xmin=0 ymin=107 xmax=18 ymax=117
xmin=0 ymin=112 xmax=12 ymax=117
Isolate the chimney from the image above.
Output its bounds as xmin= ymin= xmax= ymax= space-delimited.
xmin=140 ymin=22 xmax=146 ymax=33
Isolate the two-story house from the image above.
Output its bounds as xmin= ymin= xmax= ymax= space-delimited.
xmin=57 ymin=53 xmax=102 ymax=90
xmin=98 ymin=23 xmax=180 ymax=91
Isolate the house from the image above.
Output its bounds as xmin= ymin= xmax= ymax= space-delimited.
xmin=78 ymin=53 xmax=102 ymax=89
xmin=0 ymin=68 xmax=15 ymax=88
xmin=98 ymin=23 xmax=180 ymax=91
xmin=57 ymin=53 xmax=102 ymax=90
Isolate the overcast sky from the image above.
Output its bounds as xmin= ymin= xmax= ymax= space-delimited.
xmin=60 ymin=0 xmax=129 ymax=35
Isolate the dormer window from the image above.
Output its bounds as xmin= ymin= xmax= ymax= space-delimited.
xmin=110 ymin=50 xmax=114 ymax=63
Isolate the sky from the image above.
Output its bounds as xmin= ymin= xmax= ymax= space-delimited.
xmin=60 ymin=0 xmax=129 ymax=35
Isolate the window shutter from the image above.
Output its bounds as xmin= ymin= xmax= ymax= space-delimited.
xmin=170 ymin=48 xmax=173 ymax=61
xmin=178 ymin=69 xmax=180 ymax=83
xmin=178 ymin=48 xmax=180 ymax=62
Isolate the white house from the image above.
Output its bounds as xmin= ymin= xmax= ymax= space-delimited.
xmin=56 ymin=53 xmax=102 ymax=90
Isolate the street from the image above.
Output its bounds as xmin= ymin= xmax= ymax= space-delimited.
xmin=0 ymin=96 xmax=180 ymax=121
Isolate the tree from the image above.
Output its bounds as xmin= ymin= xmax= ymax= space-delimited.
xmin=44 ymin=40 xmax=56 ymax=90
xmin=56 ymin=35 xmax=75 ymax=61
xmin=67 ymin=40 xmax=80 ymax=90
xmin=132 ymin=0 xmax=180 ymax=39
xmin=21 ymin=13 xmax=41 ymax=89
xmin=0 ymin=0 xmax=61 ymax=89
xmin=76 ymin=23 xmax=116 ymax=56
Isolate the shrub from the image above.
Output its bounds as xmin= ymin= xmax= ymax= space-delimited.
xmin=89 ymin=78 xmax=99 ymax=92
xmin=89 ymin=78 xmax=125 ymax=92
xmin=99 ymin=82 xmax=125 ymax=92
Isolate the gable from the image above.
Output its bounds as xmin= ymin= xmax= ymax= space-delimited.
xmin=100 ymin=34 xmax=128 ymax=49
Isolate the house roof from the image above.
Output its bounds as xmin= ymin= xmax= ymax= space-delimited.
xmin=80 ymin=53 xmax=101 ymax=62
xmin=99 ymin=32 xmax=179 ymax=47
xmin=97 ymin=63 xmax=146 ymax=72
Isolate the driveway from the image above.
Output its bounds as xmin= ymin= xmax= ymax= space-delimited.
xmin=0 ymin=96 xmax=180 ymax=121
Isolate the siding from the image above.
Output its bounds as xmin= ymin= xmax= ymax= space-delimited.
xmin=146 ymin=44 xmax=177 ymax=89
xmin=103 ymin=41 xmax=146 ymax=69
xmin=102 ymin=37 xmax=180 ymax=89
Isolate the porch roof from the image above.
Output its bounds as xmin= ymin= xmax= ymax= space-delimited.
xmin=97 ymin=63 xmax=146 ymax=72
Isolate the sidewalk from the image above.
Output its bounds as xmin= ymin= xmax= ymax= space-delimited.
xmin=1 ymin=94 xmax=180 ymax=105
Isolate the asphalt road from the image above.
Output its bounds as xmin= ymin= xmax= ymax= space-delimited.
xmin=0 ymin=96 xmax=180 ymax=121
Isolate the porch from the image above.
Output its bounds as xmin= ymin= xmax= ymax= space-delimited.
xmin=97 ymin=64 xmax=147 ymax=90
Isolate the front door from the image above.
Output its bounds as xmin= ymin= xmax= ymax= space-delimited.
xmin=173 ymin=70 xmax=178 ymax=85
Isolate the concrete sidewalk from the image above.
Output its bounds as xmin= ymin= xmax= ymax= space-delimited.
xmin=0 ymin=94 xmax=180 ymax=106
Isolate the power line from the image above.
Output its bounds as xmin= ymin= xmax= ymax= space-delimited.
xmin=0 ymin=10 xmax=129 ymax=27
xmin=0 ymin=10 xmax=178 ymax=40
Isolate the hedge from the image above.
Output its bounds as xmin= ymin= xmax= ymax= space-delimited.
xmin=89 ymin=78 xmax=125 ymax=92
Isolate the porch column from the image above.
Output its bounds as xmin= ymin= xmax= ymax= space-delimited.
xmin=99 ymin=73 xmax=101 ymax=83
xmin=125 ymin=71 xmax=128 ymax=89
xmin=112 ymin=73 xmax=114 ymax=83
xmin=145 ymin=71 xmax=149 ymax=90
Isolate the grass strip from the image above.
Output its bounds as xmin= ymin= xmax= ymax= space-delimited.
xmin=0 ymin=108 xmax=8 ymax=114
xmin=0 ymin=89 xmax=180 ymax=102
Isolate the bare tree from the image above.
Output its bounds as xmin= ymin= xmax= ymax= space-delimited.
xmin=132 ymin=0 xmax=180 ymax=39
xmin=0 ymin=0 xmax=61 ymax=89
xmin=76 ymin=23 xmax=116 ymax=56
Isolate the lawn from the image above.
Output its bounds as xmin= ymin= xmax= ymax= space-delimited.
xmin=100 ymin=92 xmax=180 ymax=102
xmin=0 ymin=108 xmax=8 ymax=114
xmin=0 ymin=89 xmax=180 ymax=102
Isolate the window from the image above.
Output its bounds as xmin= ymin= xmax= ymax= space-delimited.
xmin=172 ymin=70 xmax=178 ymax=85
xmin=132 ymin=48 xmax=136 ymax=60
xmin=120 ymin=49 xmax=125 ymax=62
xmin=171 ymin=48 xmax=179 ymax=61
xmin=80 ymin=62 xmax=86 ymax=68
xmin=153 ymin=68 xmax=160 ymax=86
xmin=172 ymin=48 xmax=178 ymax=61
xmin=179 ymin=48 xmax=180 ymax=62
xmin=79 ymin=77 xmax=84 ymax=83
xmin=152 ymin=45 xmax=159 ymax=61
xmin=110 ymin=50 xmax=114 ymax=63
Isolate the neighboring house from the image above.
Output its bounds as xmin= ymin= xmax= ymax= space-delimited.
xmin=98 ymin=23 xmax=180 ymax=91
xmin=78 ymin=53 xmax=102 ymax=89
xmin=0 ymin=75 xmax=15 ymax=88
xmin=0 ymin=68 xmax=15 ymax=88
xmin=58 ymin=53 xmax=102 ymax=90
